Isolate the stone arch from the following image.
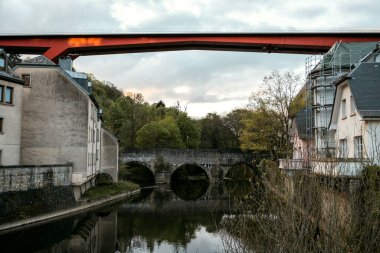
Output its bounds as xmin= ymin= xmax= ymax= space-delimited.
xmin=171 ymin=162 xmax=212 ymax=182
xmin=95 ymin=173 xmax=113 ymax=186
xmin=170 ymin=163 xmax=210 ymax=200
xmin=224 ymin=162 xmax=259 ymax=180
xmin=122 ymin=161 xmax=155 ymax=186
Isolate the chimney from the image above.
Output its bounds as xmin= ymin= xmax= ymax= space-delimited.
xmin=58 ymin=57 xmax=73 ymax=71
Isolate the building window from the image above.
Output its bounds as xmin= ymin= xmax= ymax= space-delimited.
xmin=350 ymin=96 xmax=356 ymax=115
xmin=0 ymin=56 xmax=5 ymax=71
xmin=0 ymin=85 xmax=3 ymax=102
xmin=339 ymin=139 xmax=347 ymax=158
xmin=0 ymin=118 xmax=3 ymax=132
xmin=354 ymin=136 xmax=363 ymax=158
xmin=0 ymin=150 xmax=2 ymax=165
xmin=22 ymin=74 xmax=31 ymax=87
xmin=341 ymin=99 xmax=347 ymax=119
xmin=5 ymin=87 xmax=13 ymax=104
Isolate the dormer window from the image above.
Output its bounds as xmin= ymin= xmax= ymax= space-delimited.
xmin=0 ymin=55 xmax=5 ymax=72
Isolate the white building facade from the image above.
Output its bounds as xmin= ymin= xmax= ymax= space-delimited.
xmin=314 ymin=62 xmax=380 ymax=176
xmin=0 ymin=49 xmax=25 ymax=165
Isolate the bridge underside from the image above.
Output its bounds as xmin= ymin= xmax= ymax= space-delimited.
xmin=1 ymin=32 xmax=380 ymax=62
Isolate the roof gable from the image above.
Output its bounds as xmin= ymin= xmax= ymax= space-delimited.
xmin=348 ymin=63 xmax=380 ymax=119
xmin=0 ymin=48 xmax=24 ymax=84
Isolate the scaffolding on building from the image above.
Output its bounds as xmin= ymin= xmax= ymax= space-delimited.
xmin=304 ymin=42 xmax=379 ymax=169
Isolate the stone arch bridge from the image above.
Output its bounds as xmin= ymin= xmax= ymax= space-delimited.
xmin=121 ymin=149 xmax=263 ymax=183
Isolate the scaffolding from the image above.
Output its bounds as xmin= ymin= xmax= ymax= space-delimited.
xmin=304 ymin=42 xmax=378 ymax=163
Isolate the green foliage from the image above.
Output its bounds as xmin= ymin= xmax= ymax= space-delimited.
xmin=81 ymin=181 xmax=139 ymax=199
xmin=91 ymin=78 xmax=200 ymax=149
xmin=240 ymin=107 xmax=284 ymax=151
xmin=136 ymin=117 xmax=185 ymax=148
xmin=224 ymin=109 xmax=250 ymax=140
xmin=198 ymin=113 xmax=239 ymax=149
xmin=176 ymin=112 xmax=201 ymax=148
xmin=246 ymin=70 xmax=302 ymax=156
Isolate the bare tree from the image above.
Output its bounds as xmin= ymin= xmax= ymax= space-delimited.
xmin=250 ymin=70 xmax=303 ymax=157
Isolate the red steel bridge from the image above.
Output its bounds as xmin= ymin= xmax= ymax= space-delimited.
xmin=0 ymin=32 xmax=380 ymax=62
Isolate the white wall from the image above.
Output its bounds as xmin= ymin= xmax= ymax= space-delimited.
xmin=335 ymin=84 xmax=365 ymax=159
xmin=0 ymin=79 xmax=23 ymax=165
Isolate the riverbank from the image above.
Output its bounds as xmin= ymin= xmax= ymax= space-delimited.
xmin=0 ymin=184 xmax=140 ymax=235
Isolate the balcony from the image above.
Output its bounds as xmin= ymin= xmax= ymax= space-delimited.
xmin=279 ymin=159 xmax=306 ymax=170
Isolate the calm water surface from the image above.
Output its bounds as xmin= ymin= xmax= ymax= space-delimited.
xmin=0 ymin=182 xmax=252 ymax=253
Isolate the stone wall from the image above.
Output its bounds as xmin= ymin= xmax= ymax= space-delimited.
xmin=123 ymin=149 xmax=257 ymax=183
xmin=0 ymin=164 xmax=75 ymax=224
xmin=13 ymin=67 xmax=89 ymax=179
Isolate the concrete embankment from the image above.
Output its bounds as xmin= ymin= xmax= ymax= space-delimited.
xmin=0 ymin=189 xmax=140 ymax=235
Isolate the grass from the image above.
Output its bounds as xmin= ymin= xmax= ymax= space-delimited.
xmin=82 ymin=181 xmax=140 ymax=200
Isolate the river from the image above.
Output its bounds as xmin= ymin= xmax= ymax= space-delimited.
xmin=0 ymin=182 xmax=255 ymax=253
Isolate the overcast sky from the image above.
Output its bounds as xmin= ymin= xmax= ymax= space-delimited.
xmin=1 ymin=0 xmax=380 ymax=117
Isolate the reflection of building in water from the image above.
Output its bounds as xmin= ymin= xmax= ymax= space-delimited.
xmin=28 ymin=212 xmax=118 ymax=253
xmin=68 ymin=212 xmax=117 ymax=253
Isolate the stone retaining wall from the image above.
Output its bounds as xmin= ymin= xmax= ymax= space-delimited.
xmin=0 ymin=164 xmax=75 ymax=224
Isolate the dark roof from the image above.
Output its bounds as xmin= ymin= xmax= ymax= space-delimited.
xmin=345 ymin=62 xmax=380 ymax=118
xmin=0 ymin=48 xmax=24 ymax=84
xmin=294 ymin=108 xmax=311 ymax=138
xmin=312 ymin=42 xmax=377 ymax=72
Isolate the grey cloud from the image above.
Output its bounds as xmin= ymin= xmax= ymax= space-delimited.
xmin=0 ymin=0 xmax=118 ymax=33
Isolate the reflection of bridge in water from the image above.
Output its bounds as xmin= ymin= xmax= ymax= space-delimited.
xmin=122 ymin=149 xmax=267 ymax=183
xmin=120 ymin=183 xmax=253 ymax=214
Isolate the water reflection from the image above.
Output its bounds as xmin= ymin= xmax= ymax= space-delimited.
xmin=171 ymin=180 xmax=209 ymax=200
xmin=0 ymin=211 xmax=118 ymax=253
xmin=0 ymin=182 xmax=256 ymax=253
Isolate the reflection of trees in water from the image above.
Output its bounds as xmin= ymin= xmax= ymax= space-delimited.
xmin=116 ymin=211 xmax=223 ymax=252
xmin=128 ymin=187 xmax=154 ymax=203
xmin=225 ymin=163 xmax=257 ymax=181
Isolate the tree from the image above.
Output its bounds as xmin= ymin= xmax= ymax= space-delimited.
xmin=135 ymin=117 xmax=184 ymax=148
xmin=199 ymin=113 xmax=239 ymax=149
xmin=176 ymin=112 xmax=201 ymax=148
xmin=239 ymin=106 xmax=283 ymax=151
xmin=223 ymin=108 xmax=250 ymax=145
xmin=249 ymin=70 xmax=302 ymax=156
xmin=7 ymin=54 xmax=22 ymax=68
xmin=108 ymin=94 xmax=152 ymax=149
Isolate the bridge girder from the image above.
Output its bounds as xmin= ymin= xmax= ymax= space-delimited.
xmin=1 ymin=32 xmax=380 ymax=62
